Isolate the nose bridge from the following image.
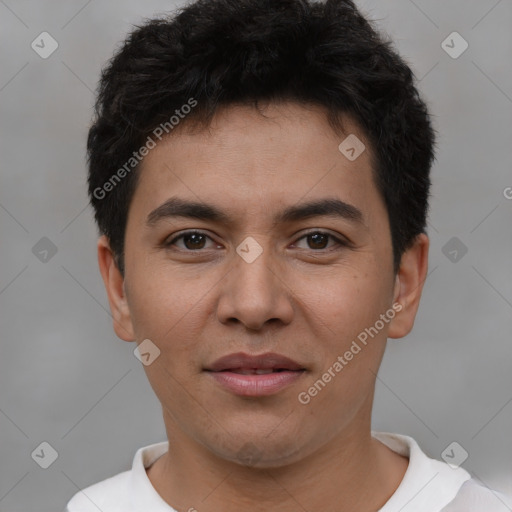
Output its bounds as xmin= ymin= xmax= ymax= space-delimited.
xmin=216 ymin=236 xmax=293 ymax=329
xmin=233 ymin=236 xmax=280 ymax=302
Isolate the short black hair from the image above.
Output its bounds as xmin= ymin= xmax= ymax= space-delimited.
xmin=87 ymin=0 xmax=436 ymax=275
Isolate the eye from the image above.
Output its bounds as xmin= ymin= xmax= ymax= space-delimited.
xmin=165 ymin=230 xmax=218 ymax=251
xmin=292 ymin=231 xmax=347 ymax=251
xmin=163 ymin=229 xmax=348 ymax=252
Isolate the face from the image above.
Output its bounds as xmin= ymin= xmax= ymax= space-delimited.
xmin=99 ymin=101 xmax=428 ymax=468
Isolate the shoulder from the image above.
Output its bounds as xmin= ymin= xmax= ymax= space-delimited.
xmin=372 ymin=431 xmax=512 ymax=512
xmin=63 ymin=440 xmax=169 ymax=512
xmin=64 ymin=470 xmax=132 ymax=512
xmin=442 ymin=478 xmax=512 ymax=512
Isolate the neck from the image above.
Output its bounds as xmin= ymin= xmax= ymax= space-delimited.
xmin=147 ymin=414 xmax=408 ymax=512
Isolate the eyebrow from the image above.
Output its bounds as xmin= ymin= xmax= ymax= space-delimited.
xmin=146 ymin=196 xmax=364 ymax=227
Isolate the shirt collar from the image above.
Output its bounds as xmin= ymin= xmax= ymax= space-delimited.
xmin=129 ymin=440 xmax=174 ymax=511
xmin=127 ymin=432 xmax=471 ymax=512
xmin=373 ymin=431 xmax=471 ymax=512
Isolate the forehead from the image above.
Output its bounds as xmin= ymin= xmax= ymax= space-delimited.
xmin=129 ymin=102 xmax=382 ymax=227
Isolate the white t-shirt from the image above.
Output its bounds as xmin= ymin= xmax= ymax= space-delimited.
xmin=64 ymin=431 xmax=511 ymax=512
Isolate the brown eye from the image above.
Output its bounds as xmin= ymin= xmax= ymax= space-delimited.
xmin=165 ymin=230 xmax=216 ymax=251
xmin=294 ymin=231 xmax=347 ymax=251
xmin=307 ymin=233 xmax=329 ymax=249
xmin=182 ymin=232 xmax=207 ymax=250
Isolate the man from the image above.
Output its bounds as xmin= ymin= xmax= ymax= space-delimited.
xmin=65 ymin=0 xmax=510 ymax=510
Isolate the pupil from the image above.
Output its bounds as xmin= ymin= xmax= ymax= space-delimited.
xmin=309 ymin=233 xmax=327 ymax=249
xmin=185 ymin=233 xmax=205 ymax=250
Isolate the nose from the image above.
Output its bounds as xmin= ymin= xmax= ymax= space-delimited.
xmin=216 ymin=242 xmax=294 ymax=331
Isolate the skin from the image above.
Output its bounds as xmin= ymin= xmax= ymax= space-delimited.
xmin=98 ymin=101 xmax=429 ymax=512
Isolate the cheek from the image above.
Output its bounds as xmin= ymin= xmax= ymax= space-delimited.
xmin=127 ymin=258 xmax=204 ymax=335
xmin=302 ymin=265 xmax=389 ymax=337
xmin=296 ymin=267 xmax=392 ymax=404
xmin=297 ymin=279 xmax=388 ymax=417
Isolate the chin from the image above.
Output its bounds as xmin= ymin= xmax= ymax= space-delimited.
xmin=203 ymin=427 xmax=312 ymax=469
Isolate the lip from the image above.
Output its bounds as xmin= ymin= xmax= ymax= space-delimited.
xmin=206 ymin=352 xmax=304 ymax=372
xmin=204 ymin=352 xmax=306 ymax=397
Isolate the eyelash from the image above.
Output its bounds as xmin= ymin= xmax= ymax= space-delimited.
xmin=164 ymin=230 xmax=348 ymax=252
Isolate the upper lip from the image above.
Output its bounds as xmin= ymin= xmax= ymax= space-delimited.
xmin=205 ymin=352 xmax=305 ymax=372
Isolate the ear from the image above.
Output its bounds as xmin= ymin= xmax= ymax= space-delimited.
xmin=388 ymin=233 xmax=429 ymax=339
xmin=97 ymin=235 xmax=135 ymax=342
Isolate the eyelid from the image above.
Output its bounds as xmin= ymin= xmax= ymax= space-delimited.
xmin=293 ymin=229 xmax=350 ymax=249
xmin=165 ymin=229 xmax=219 ymax=248
xmin=164 ymin=229 xmax=350 ymax=251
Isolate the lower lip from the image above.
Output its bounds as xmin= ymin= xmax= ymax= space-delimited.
xmin=207 ymin=370 xmax=305 ymax=397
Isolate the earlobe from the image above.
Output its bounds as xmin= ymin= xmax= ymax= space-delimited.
xmin=97 ymin=235 xmax=136 ymax=342
xmin=388 ymin=233 xmax=429 ymax=339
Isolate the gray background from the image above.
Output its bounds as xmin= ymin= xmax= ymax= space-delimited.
xmin=1 ymin=1 xmax=511 ymax=510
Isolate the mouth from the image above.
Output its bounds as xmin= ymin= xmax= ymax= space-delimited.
xmin=220 ymin=368 xmax=297 ymax=375
xmin=204 ymin=352 xmax=306 ymax=397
